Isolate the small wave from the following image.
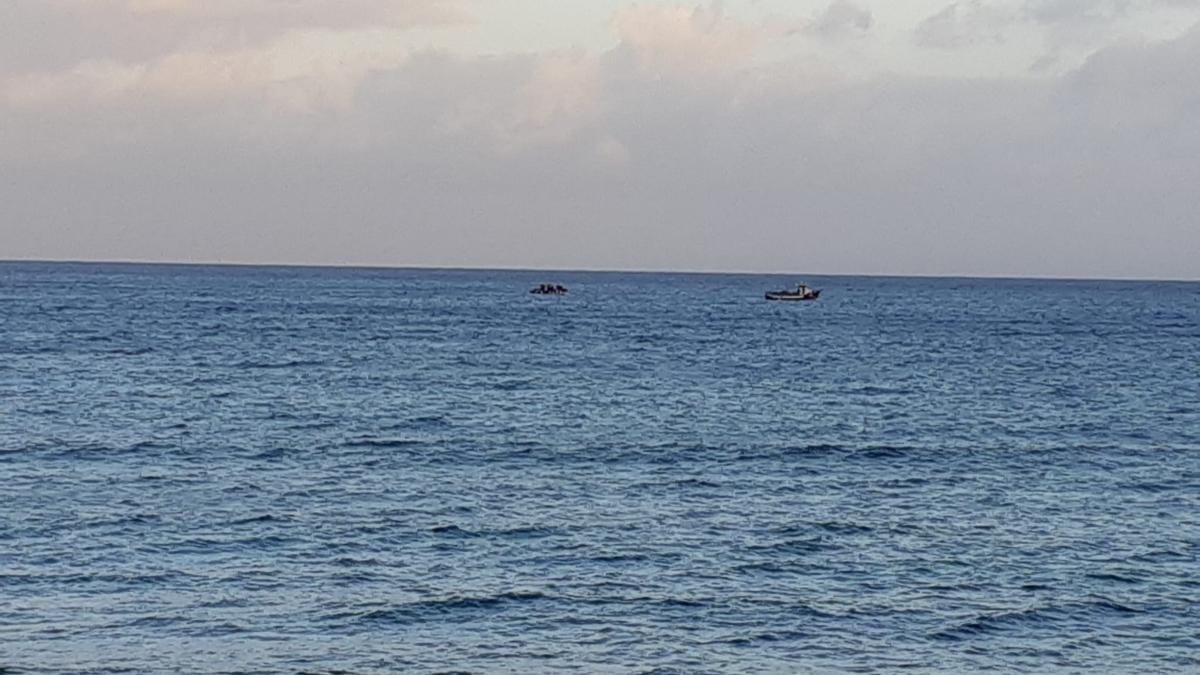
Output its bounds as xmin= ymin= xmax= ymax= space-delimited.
xmin=332 ymin=591 xmax=551 ymax=626
xmin=196 ymin=597 xmax=252 ymax=609
xmin=329 ymin=570 xmax=390 ymax=585
xmin=235 ymin=359 xmax=327 ymax=370
xmin=735 ymin=561 xmax=805 ymax=574
xmin=285 ymin=420 xmax=336 ymax=431
xmin=812 ymin=521 xmax=874 ymax=535
xmin=494 ymin=524 xmax=561 ymax=539
xmin=344 ymin=437 xmax=424 ymax=449
xmin=589 ymin=553 xmax=651 ymax=563
xmin=561 ymin=594 xmax=711 ymax=609
xmin=121 ymin=615 xmax=247 ymax=637
xmin=123 ymin=615 xmax=187 ymax=629
xmin=736 ymin=443 xmax=843 ymax=461
xmin=1087 ymin=598 xmax=1143 ymax=615
xmin=490 ymin=378 xmax=537 ymax=391
xmin=932 ymin=598 xmax=1143 ymax=640
xmin=193 ymin=621 xmax=249 ymax=636
xmin=428 ymin=523 xmax=558 ymax=540
xmin=156 ymin=534 xmax=297 ymax=555
xmin=750 ymin=442 xmax=927 ymax=461
xmin=703 ymin=630 xmax=807 ymax=645
xmin=856 ymin=445 xmax=912 ymax=460
xmin=49 ymin=439 xmax=173 ymax=459
xmin=747 ymin=537 xmax=833 ymax=555
xmin=1086 ymin=571 xmax=1143 ymax=584
xmin=1129 ymin=549 xmax=1192 ymax=564
xmin=673 ymin=478 xmax=722 ymax=488
xmin=249 ymin=447 xmax=295 ymax=459
xmin=2 ymin=571 xmax=181 ymax=587
xmin=430 ymin=524 xmax=478 ymax=538
xmin=228 ymin=513 xmax=285 ymax=526
xmin=784 ymin=442 xmax=845 ymax=454
xmin=100 ymin=346 xmax=154 ymax=356
xmin=1122 ymin=481 xmax=1179 ymax=493
xmin=332 ymin=556 xmax=384 ymax=568
xmin=848 ymin=385 xmax=913 ymax=396
xmin=84 ymin=512 xmax=161 ymax=528
xmin=629 ymin=477 xmax=723 ymax=491
xmin=767 ymin=523 xmax=867 ymax=539
xmin=933 ymin=607 xmax=1055 ymax=640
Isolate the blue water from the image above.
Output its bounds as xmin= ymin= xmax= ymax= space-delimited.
xmin=2 ymin=262 xmax=1198 ymax=673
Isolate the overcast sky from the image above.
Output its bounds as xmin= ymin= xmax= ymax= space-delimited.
xmin=3 ymin=0 xmax=1199 ymax=278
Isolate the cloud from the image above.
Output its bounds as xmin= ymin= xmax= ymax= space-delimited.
xmin=0 ymin=0 xmax=470 ymax=76
xmin=805 ymin=1 xmax=874 ymax=39
xmin=0 ymin=29 xmax=424 ymax=165
xmin=1024 ymin=0 xmax=1132 ymax=25
xmin=8 ymin=28 xmax=412 ymax=108
xmin=1014 ymin=0 xmax=1200 ymax=29
xmin=40 ymin=0 xmax=471 ymax=29
xmin=914 ymin=1 xmax=1014 ymax=49
xmin=610 ymin=4 xmax=759 ymax=76
xmin=1020 ymin=0 xmax=1200 ymax=26
xmin=1015 ymin=0 xmax=1200 ymax=72
xmin=3 ymin=7 xmax=1200 ymax=278
xmin=1063 ymin=20 xmax=1200 ymax=133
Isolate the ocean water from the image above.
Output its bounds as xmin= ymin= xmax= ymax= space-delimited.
xmin=1 ymin=262 xmax=1198 ymax=673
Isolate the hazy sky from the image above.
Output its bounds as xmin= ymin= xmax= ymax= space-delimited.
xmin=3 ymin=0 xmax=1199 ymax=278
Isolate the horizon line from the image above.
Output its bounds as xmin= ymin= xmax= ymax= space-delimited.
xmin=2 ymin=257 xmax=1197 ymax=284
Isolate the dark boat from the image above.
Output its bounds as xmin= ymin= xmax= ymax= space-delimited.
xmin=765 ymin=283 xmax=820 ymax=301
xmin=531 ymin=283 xmax=568 ymax=296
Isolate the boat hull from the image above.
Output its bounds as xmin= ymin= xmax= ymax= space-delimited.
xmin=765 ymin=290 xmax=820 ymax=301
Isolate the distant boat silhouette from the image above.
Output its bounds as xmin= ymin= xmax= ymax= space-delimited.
xmin=765 ymin=283 xmax=820 ymax=301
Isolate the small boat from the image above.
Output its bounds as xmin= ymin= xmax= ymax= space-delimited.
xmin=765 ymin=283 xmax=820 ymax=301
xmin=530 ymin=283 xmax=568 ymax=296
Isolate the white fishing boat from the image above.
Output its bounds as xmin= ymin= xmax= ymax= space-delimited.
xmin=765 ymin=283 xmax=820 ymax=301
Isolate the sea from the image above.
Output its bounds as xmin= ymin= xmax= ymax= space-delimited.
xmin=1 ymin=261 xmax=1197 ymax=673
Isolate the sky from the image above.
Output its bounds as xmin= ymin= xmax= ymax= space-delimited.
xmin=2 ymin=0 xmax=1199 ymax=278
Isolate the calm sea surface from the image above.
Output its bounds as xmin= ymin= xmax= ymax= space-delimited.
xmin=1 ymin=262 xmax=1198 ymax=673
